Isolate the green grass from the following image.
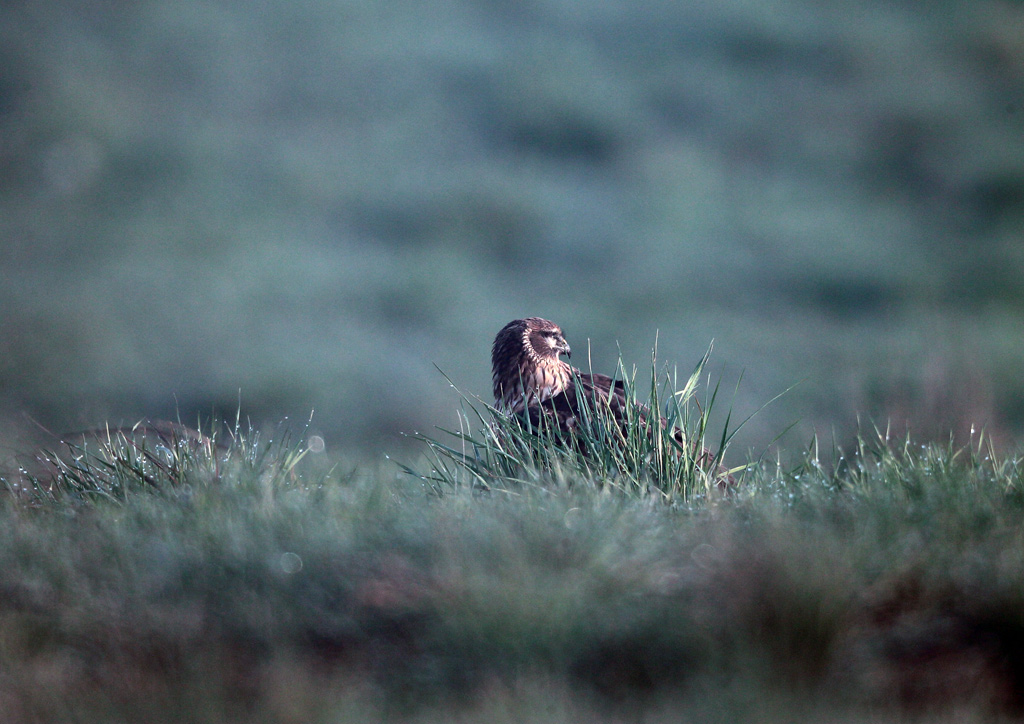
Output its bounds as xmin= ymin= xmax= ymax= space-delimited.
xmin=3 ymin=382 xmax=1024 ymax=722
xmin=403 ymin=348 xmax=754 ymax=502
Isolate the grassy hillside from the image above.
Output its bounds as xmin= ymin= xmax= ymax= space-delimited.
xmin=2 ymin=399 xmax=1024 ymax=722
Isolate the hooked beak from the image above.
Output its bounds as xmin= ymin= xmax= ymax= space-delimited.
xmin=558 ymin=339 xmax=572 ymax=359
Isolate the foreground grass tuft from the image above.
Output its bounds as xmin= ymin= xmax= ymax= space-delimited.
xmin=1 ymin=418 xmax=1023 ymax=722
xmin=404 ymin=348 xmax=753 ymax=502
xmin=9 ymin=418 xmax=317 ymax=506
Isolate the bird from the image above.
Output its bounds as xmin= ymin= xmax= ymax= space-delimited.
xmin=492 ymin=317 xmax=625 ymax=419
xmin=490 ymin=317 xmax=733 ymax=482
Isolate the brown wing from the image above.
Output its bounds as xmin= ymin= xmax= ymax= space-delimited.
xmin=521 ymin=372 xmax=735 ymax=486
xmin=560 ymin=372 xmax=630 ymax=419
xmin=523 ymin=371 xmax=636 ymax=434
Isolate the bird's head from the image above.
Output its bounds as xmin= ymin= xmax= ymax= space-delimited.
xmin=492 ymin=316 xmax=571 ymax=375
xmin=521 ymin=317 xmax=571 ymax=360
xmin=492 ymin=317 xmax=572 ymax=408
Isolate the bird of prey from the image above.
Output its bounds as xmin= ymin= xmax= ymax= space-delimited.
xmin=491 ymin=317 xmax=731 ymax=481
xmin=492 ymin=317 xmax=625 ymax=418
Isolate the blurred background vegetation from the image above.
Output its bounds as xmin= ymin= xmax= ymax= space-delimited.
xmin=2 ymin=0 xmax=1023 ymax=459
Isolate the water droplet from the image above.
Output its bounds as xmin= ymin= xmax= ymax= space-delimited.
xmin=279 ymin=552 xmax=303 ymax=574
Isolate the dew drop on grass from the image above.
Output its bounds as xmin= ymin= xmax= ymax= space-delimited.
xmin=279 ymin=552 xmax=303 ymax=574
xmin=154 ymin=444 xmax=174 ymax=465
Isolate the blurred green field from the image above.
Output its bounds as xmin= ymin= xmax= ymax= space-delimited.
xmin=2 ymin=0 xmax=1024 ymax=456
